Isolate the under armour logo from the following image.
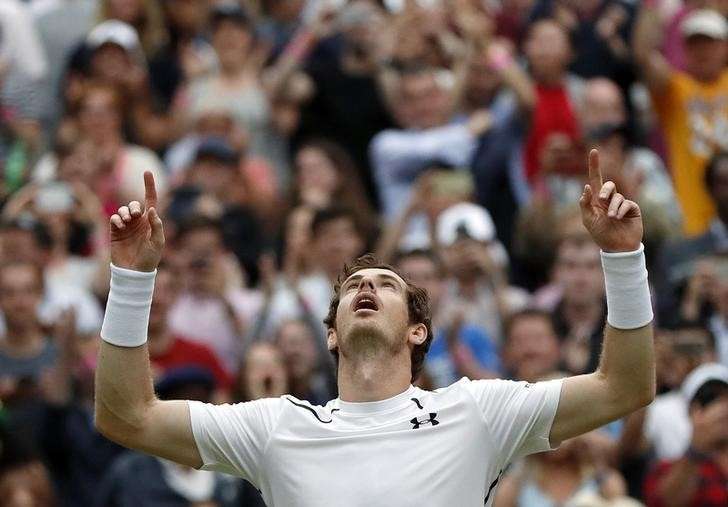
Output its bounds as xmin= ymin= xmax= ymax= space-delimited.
xmin=410 ymin=413 xmax=439 ymax=429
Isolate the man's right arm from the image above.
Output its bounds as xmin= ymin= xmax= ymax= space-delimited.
xmin=93 ymin=172 xmax=202 ymax=468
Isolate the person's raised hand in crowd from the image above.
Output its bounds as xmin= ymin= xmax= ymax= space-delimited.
xmin=110 ymin=172 xmax=165 ymax=272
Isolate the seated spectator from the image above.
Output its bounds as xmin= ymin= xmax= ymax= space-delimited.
xmin=148 ymin=263 xmax=233 ymax=399
xmin=534 ymin=231 xmax=607 ymax=375
xmin=656 ymin=152 xmax=728 ymax=328
xmin=522 ymin=18 xmax=584 ymax=193
xmin=167 ymin=137 xmax=267 ymax=278
xmin=436 ymin=202 xmax=529 ymax=344
xmin=0 ymin=422 xmax=55 ymax=507
xmin=643 ymin=363 xmax=728 ymax=507
xmin=0 ymin=217 xmax=103 ymax=339
xmin=394 ymin=248 xmax=500 ymax=388
xmin=496 ymin=430 xmax=639 ymax=507
xmin=235 ymin=341 xmax=289 ymax=402
xmin=502 ymin=309 xmax=562 ymax=383
xmin=0 ymin=262 xmax=58 ymax=405
xmin=634 ymin=6 xmax=728 ymax=236
xmin=34 ymin=83 xmax=167 ymax=214
xmin=274 ymin=318 xmax=334 ymax=405
xmin=168 ymin=217 xmax=263 ymax=375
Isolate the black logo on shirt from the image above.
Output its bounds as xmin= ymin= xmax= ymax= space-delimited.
xmin=410 ymin=413 xmax=439 ymax=429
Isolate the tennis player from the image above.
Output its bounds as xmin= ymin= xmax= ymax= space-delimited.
xmin=95 ymin=150 xmax=655 ymax=506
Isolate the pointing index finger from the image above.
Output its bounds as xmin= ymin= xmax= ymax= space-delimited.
xmin=587 ymin=149 xmax=602 ymax=197
xmin=144 ymin=171 xmax=157 ymax=211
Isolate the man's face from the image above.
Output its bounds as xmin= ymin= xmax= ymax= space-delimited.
xmin=189 ymin=157 xmax=236 ymax=198
xmin=555 ymin=241 xmax=604 ymax=305
xmin=0 ymin=265 xmax=42 ymax=328
xmin=684 ymin=35 xmax=727 ymax=82
xmin=212 ymin=20 xmax=253 ymax=66
xmin=328 ymin=268 xmax=415 ymax=360
xmin=313 ymin=218 xmax=363 ymax=276
xmin=277 ymin=320 xmax=318 ymax=380
xmin=180 ymin=228 xmax=224 ymax=293
xmin=396 ymin=256 xmax=443 ymax=309
xmin=78 ymin=89 xmax=122 ymax=141
xmin=396 ymin=73 xmax=451 ymax=129
xmin=581 ymin=81 xmax=626 ymax=133
xmin=504 ymin=315 xmax=561 ymax=382
xmin=525 ymin=21 xmax=571 ymax=82
xmin=90 ymin=44 xmax=133 ymax=84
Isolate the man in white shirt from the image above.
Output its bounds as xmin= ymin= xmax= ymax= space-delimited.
xmin=93 ymin=152 xmax=655 ymax=506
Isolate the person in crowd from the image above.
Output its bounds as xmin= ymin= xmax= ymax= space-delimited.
xmin=522 ymin=18 xmax=584 ymax=194
xmin=168 ymin=216 xmax=263 ymax=375
xmin=96 ymin=0 xmax=168 ymax=58
xmin=643 ymin=363 xmax=728 ymax=507
xmin=34 ymin=82 xmax=167 ymax=213
xmin=0 ymin=262 xmax=59 ymax=404
xmin=502 ymin=309 xmax=562 ymax=383
xmin=167 ymin=136 xmax=267 ymax=278
xmin=634 ymin=5 xmax=728 ymax=236
xmin=290 ymin=139 xmax=377 ymax=236
xmin=148 ymin=263 xmax=233 ymax=400
xmin=657 ymin=151 xmax=728 ymax=328
xmin=534 ymin=231 xmax=607 ymax=375
xmin=0 ymin=216 xmax=103 ymax=340
xmin=394 ymin=248 xmax=500 ymax=388
xmin=274 ymin=318 xmax=334 ymax=405
xmin=436 ymin=202 xmax=530 ymax=345
xmin=235 ymin=341 xmax=289 ymax=402
xmin=0 ymin=423 xmax=56 ymax=507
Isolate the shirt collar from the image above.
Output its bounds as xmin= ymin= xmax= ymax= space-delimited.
xmin=334 ymin=385 xmax=417 ymax=415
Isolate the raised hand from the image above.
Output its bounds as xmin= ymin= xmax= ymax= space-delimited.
xmin=579 ymin=149 xmax=643 ymax=253
xmin=110 ymin=172 xmax=165 ymax=272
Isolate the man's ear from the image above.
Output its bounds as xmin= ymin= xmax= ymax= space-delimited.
xmin=408 ymin=323 xmax=428 ymax=346
xmin=327 ymin=328 xmax=338 ymax=351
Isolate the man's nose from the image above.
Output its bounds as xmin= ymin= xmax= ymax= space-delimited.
xmin=358 ymin=277 xmax=375 ymax=292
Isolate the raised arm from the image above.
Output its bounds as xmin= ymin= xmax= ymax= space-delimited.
xmin=632 ymin=0 xmax=672 ymax=94
xmin=93 ymin=172 xmax=202 ymax=468
xmin=549 ymin=150 xmax=656 ymax=445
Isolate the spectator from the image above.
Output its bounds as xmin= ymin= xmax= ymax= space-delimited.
xmin=394 ymin=248 xmax=500 ymax=388
xmin=634 ymin=6 xmax=728 ymax=236
xmin=656 ymin=152 xmax=728 ymax=328
xmin=643 ymin=363 xmax=728 ymax=507
xmin=96 ymin=0 xmax=168 ymax=58
xmin=502 ymin=309 xmax=562 ymax=383
xmin=535 ymin=231 xmax=606 ymax=375
xmin=274 ymin=318 xmax=334 ymax=405
xmin=148 ymin=263 xmax=233 ymax=399
xmin=168 ymin=216 xmax=263 ymax=375
xmin=0 ymin=262 xmax=58 ymax=403
xmin=235 ymin=341 xmax=289 ymax=402
xmin=0 ymin=422 xmax=56 ymax=507
xmin=436 ymin=202 xmax=530 ymax=344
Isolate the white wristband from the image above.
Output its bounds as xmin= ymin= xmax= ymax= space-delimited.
xmin=100 ymin=264 xmax=156 ymax=347
xmin=601 ymin=244 xmax=653 ymax=329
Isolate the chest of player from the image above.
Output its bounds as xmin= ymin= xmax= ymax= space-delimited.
xmin=257 ymin=397 xmax=498 ymax=506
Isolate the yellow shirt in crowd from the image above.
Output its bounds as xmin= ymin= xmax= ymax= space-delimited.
xmin=653 ymin=69 xmax=728 ymax=236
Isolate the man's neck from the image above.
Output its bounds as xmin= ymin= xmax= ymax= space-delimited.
xmin=337 ymin=352 xmax=412 ymax=402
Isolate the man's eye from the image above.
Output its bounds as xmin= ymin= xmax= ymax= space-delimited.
xmin=382 ymin=281 xmax=396 ymax=289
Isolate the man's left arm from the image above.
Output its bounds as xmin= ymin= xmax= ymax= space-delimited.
xmin=549 ymin=150 xmax=656 ymax=445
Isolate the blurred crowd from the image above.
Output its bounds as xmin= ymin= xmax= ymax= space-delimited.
xmin=0 ymin=0 xmax=727 ymax=506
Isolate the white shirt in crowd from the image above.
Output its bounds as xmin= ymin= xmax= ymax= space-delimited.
xmin=189 ymin=377 xmax=563 ymax=506
xmin=643 ymin=390 xmax=691 ymax=461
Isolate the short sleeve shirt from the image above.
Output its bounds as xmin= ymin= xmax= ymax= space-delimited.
xmin=188 ymin=377 xmax=563 ymax=506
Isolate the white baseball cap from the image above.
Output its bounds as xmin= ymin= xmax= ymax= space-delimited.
xmin=681 ymin=362 xmax=728 ymax=403
xmin=436 ymin=202 xmax=496 ymax=246
xmin=681 ymin=9 xmax=728 ymax=40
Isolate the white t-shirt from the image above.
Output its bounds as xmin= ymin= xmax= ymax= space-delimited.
xmin=189 ymin=377 xmax=563 ymax=506
xmin=643 ymin=390 xmax=691 ymax=460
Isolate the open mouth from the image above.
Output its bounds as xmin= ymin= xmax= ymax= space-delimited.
xmin=353 ymin=293 xmax=379 ymax=313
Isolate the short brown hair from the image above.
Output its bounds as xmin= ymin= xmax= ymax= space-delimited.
xmin=323 ymin=254 xmax=433 ymax=382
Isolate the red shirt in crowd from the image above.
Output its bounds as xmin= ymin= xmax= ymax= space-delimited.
xmin=150 ymin=335 xmax=233 ymax=392
xmin=643 ymin=459 xmax=728 ymax=507
xmin=523 ymin=83 xmax=580 ymax=182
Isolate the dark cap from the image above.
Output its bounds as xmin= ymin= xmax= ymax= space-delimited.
xmin=155 ymin=365 xmax=216 ymax=399
xmin=194 ymin=137 xmax=239 ymax=166
xmin=211 ymin=3 xmax=251 ymax=29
